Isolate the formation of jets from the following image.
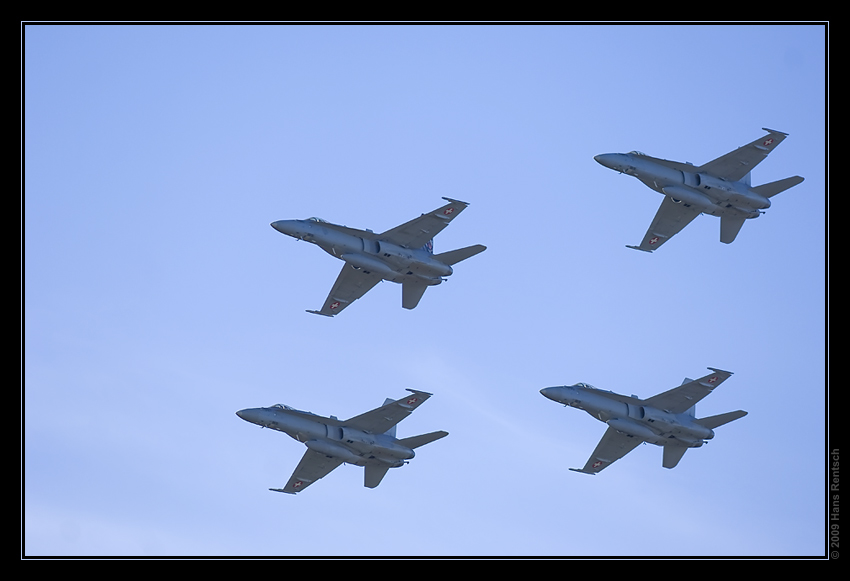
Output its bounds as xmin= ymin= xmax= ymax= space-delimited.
xmin=239 ymin=128 xmax=802 ymax=492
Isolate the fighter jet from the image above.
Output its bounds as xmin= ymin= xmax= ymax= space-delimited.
xmin=594 ymin=128 xmax=804 ymax=252
xmin=540 ymin=368 xmax=747 ymax=474
xmin=236 ymin=390 xmax=448 ymax=493
xmin=271 ymin=198 xmax=486 ymax=316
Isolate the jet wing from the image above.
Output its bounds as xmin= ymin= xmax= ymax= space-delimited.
xmin=698 ymin=128 xmax=790 ymax=182
xmin=643 ymin=368 xmax=734 ymax=414
xmin=308 ymin=264 xmax=382 ymax=317
xmin=570 ymin=426 xmax=643 ymax=474
xmin=628 ymin=195 xmax=702 ymax=252
xmin=271 ymin=449 xmax=344 ymax=494
xmin=379 ymin=197 xmax=471 ymax=250
xmin=343 ymin=389 xmax=433 ymax=435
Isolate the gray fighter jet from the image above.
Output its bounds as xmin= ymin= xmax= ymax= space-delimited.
xmin=271 ymin=198 xmax=486 ymax=316
xmin=595 ymin=128 xmax=804 ymax=252
xmin=236 ymin=390 xmax=448 ymax=493
xmin=540 ymin=368 xmax=747 ymax=474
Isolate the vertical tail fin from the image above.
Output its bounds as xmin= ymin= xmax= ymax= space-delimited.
xmin=402 ymin=282 xmax=428 ymax=310
xmin=663 ymin=446 xmax=688 ymax=469
xmin=364 ymin=465 xmax=390 ymax=489
xmin=720 ymin=215 xmax=747 ymax=244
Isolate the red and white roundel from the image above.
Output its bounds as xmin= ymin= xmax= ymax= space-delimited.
xmin=443 ymin=207 xmax=455 ymax=216
xmin=330 ymin=301 xmax=341 ymax=310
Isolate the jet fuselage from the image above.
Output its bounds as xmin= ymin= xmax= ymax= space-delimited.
xmin=271 ymin=218 xmax=451 ymax=286
xmin=594 ymin=152 xmax=770 ymax=220
xmin=236 ymin=405 xmax=415 ymax=468
xmin=540 ymin=384 xmax=713 ymax=448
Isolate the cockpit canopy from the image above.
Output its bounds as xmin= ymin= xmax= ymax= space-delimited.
xmin=573 ymin=382 xmax=597 ymax=390
xmin=628 ymin=150 xmax=647 ymax=156
xmin=307 ymin=217 xmax=328 ymax=223
xmin=270 ymin=403 xmax=317 ymax=416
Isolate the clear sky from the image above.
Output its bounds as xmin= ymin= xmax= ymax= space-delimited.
xmin=23 ymin=23 xmax=827 ymax=557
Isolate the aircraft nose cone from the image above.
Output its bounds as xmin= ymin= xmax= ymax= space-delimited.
xmin=270 ymin=220 xmax=288 ymax=234
xmin=540 ymin=387 xmax=560 ymax=401
xmin=594 ymin=154 xmax=618 ymax=169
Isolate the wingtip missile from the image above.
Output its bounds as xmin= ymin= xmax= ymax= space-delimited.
xmin=569 ymin=468 xmax=597 ymax=475
xmin=441 ymin=196 xmax=470 ymax=205
xmin=269 ymin=488 xmax=294 ymax=494
xmin=306 ymin=309 xmax=334 ymax=317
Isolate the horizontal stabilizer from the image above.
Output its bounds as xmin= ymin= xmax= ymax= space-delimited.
xmin=752 ymin=175 xmax=804 ymax=199
xmin=397 ymin=430 xmax=449 ymax=449
xmin=434 ymin=244 xmax=487 ymax=266
xmin=695 ymin=410 xmax=748 ymax=430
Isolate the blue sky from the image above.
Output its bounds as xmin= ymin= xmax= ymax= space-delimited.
xmin=23 ymin=23 xmax=827 ymax=557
